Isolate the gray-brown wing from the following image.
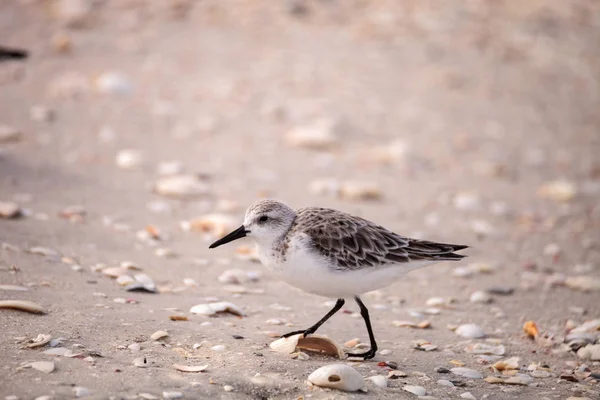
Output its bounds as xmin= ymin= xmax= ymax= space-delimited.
xmin=294 ymin=207 xmax=467 ymax=271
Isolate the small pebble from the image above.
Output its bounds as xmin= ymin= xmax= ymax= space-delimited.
xmin=211 ymin=345 xmax=226 ymax=351
xmin=223 ymin=385 xmax=234 ymax=392
xmin=487 ymin=286 xmax=515 ymax=295
xmin=438 ymin=379 xmax=455 ymax=387
xmin=460 ymin=392 xmax=476 ymax=400
xmin=435 ymin=367 xmax=450 ymax=373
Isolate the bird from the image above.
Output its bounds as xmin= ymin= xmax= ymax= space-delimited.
xmin=209 ymin=199 xmax=468 ymax=360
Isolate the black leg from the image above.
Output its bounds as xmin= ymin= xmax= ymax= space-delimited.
xmin=346 ymin=296 xmax=378 ymax=360
xmin=282 ymin=298 xmax=345 ymax=338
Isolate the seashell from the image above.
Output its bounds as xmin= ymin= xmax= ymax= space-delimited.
xmin=188 ymin=214 xmax=237 ymax=238
xmin=492 ymin=357 xmax=521 ymax=371
xmin=537 ymin=180 xmax=577 ymax=202
xmin=190 ymin=301 xmax=246 ymax=317
xmin=95 ymin=72 xmax=133 ymax=95
xmin=285 ymin=119 xmax=339 ymax=150
xmin=102 ymin=267 xmax=130 ymax=278
xmin=577 ymin=344 xmax=600 ymax=361
xmin=392 ymin=320 xmax=431 ymax=329
xmin=0 ymin=201 xmax=22 ymax=219
xmin=24 ymin=334 xmax=52 ymax=348
xmin=565 ymin=276 xmax=600 ymax=292
xmin=403 ymin=385 xmax=426 ymax=396
xmin=0 ymin=284 xmax=28 ymax=291
xmin=116 ymin=275 xmax=135 ymax=286
xmin=485 ymin=374 xmax=533 ymax=385
xmin=43 ymin=347 xmax=70 ymax=356
xmin=307 ymin=363 xmax=366 ymax=392
xmin=26 ymin=361 xmax=55 ymax=374
xmin=124 ymin=273 xmax=157 ymax=293
xmin=190 ymin=301 xmax=245 ymax=317
xmin=0 ymin=300 xmax=46 ymax=314
xmin=469 ymin=290 xmax=492 ymax=304
xmin=173 ymin=364 xmax=208 ymax=373
xmin=451 ymin=367 xmax=483 ymax=379
xmin=339 ymin=181 xmax=382 ymax=201
xmin=28 ymin=247 xmax=60 ymax=257
xmin=464 ymin=343 xmax=505 ymax=355
xmin=367 ymin=375 xmax=387 ymax=388
xmin=154 ymin=175 xmax=209 ymax=199
xmin=116 ymin=149 xmax=143 ymax=168
xmin=269 ymin=334 xmax=344 ymax=359
xmin=133 ymin=357 xmax=148 ymax=368
xmin=455 ymin=324 xmax=486 ymax=339
xmin=412 ymin=339 xmax=438 ymax=352
xmin=523 ymin=321 xmax=539 ymax=339
xmin=150 ymin=330 xmax=169 ymax=341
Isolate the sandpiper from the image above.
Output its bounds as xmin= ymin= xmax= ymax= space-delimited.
xmin=209 ymin=199 xmax=468 ymax=360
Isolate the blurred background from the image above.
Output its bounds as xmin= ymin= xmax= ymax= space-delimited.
xmin=1 ymin=0 xmax=600 ymax=398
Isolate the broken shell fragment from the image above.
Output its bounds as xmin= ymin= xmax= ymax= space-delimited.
xmin=173 ymin=364 xmax=208 ymax=373
xmin=464 ymin=343 xmax=505 ymax=356
xmin=154 ymin=175 xmax=209 ymax=199
xmin=26 ymin=361 xmax=55 ymax=374
xmin=492 ymin=357 xmax=521 ymax=371
xmin=189 ymin=301 xmax=245 ymax=317
xmin=150 ymin=330 xmax=169 ymax=341
xmin=270 ymin=334 xmax=345 ymax=359
xmin=24 ymin=334 xmax=52 ymax=349
xmin=188 ymin=214 xmax=237 ymax=238
xmin=0 ymin=201 xmax=22 ymax=219
xmin=523 ymin=321 xmax=539 ymax=339
xmin=308 ymin=363 xmax=366 ymax=392
xmin=0 ymin=300 xmax=46 ymax=314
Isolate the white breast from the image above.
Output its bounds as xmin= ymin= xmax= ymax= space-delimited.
xmin=257 ymin=233 xmax=435 ymax=299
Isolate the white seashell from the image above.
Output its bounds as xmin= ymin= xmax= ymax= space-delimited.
xmin=22 ymin=361 xmax=55 ymax=374
xmin=367 ymin=375 xmax=387 ymax=388
xmin=339 ymin=181 xmax=382 ymax=201
xmin=150 ymin=330 xmax=169 ymax=341
xmin=72 ymin=386 xmax=90 ymax=398
xmin=162 ymin=391 xmax=183 ymax=399
xmin=269 ymin=334 xmax=344 ymax=359
xmin=308 ymin=363 xmax=366 ymax=392
xmin=577 ymin=344 xmax=600 ymax=361
xmin=115 ymin=149 xmax=143 ymax=168
xmin=485 ymin=374 xmax=533 ymax=385
xmin=43 ymin=347 xmax=70 ymax=356
xmin=0 ymin=284 xmax=28 ymax=291
xmin=464 ymin=343 xmax=505 ymax=355
xmin=0 ymin=300 xmax=46 ymax=314
xmin=154 ymin=175 xmax=209 ymax=199
xmin=116 ymin=275 xmax=135 ymax=286
xmin=28 ymin=247 xmax=60 ymax=257
xmin=173 ymin=364 xmax=208 ymax=373
xmin=188 ymin=214 xmax=237 ymax=239
xmin=469 ymin=290 xmax=492 ymax=304
xmin=285 ymin=119 xmax=339 ymax=150
xmin=133 ymin=357 xmax=148 ymax=368
xmin=189 ymin=301 xmax=245 ymax=317
xmin=0 ymin=201 xmax=22 ymax=219
xmin=24 ymin=334 xmax=52 ymax=348
xmin=451 ymin=367 xmax=483 ymax=379
xmin=95 ymin=72 xmax=133 ymax=95
xmin=455 ymin=324 xmax=486 ymax=339
xmin=492 ymin=357 xmax=521 ymax=371
xmin=460 ymin=392 xmax=476 ymax=400
xmin=403 ymin=385 xmax=426 ymax=396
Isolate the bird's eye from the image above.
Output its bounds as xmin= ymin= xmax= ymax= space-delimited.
xmin=258 ymin=215 xmax=268 ymax=223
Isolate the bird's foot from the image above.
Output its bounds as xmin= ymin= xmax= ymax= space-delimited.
xmin=346 ymin=349 xmax=377 ymax=360
xmin=281 ymin=328 xmax=315 ymax=338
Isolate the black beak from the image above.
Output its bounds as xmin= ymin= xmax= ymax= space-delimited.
xmin=209 ymin=225 xmax=248 ymax=249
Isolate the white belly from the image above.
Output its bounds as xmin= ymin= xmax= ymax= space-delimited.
xmin=258 ymin=236 xmax=435 ymax=299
